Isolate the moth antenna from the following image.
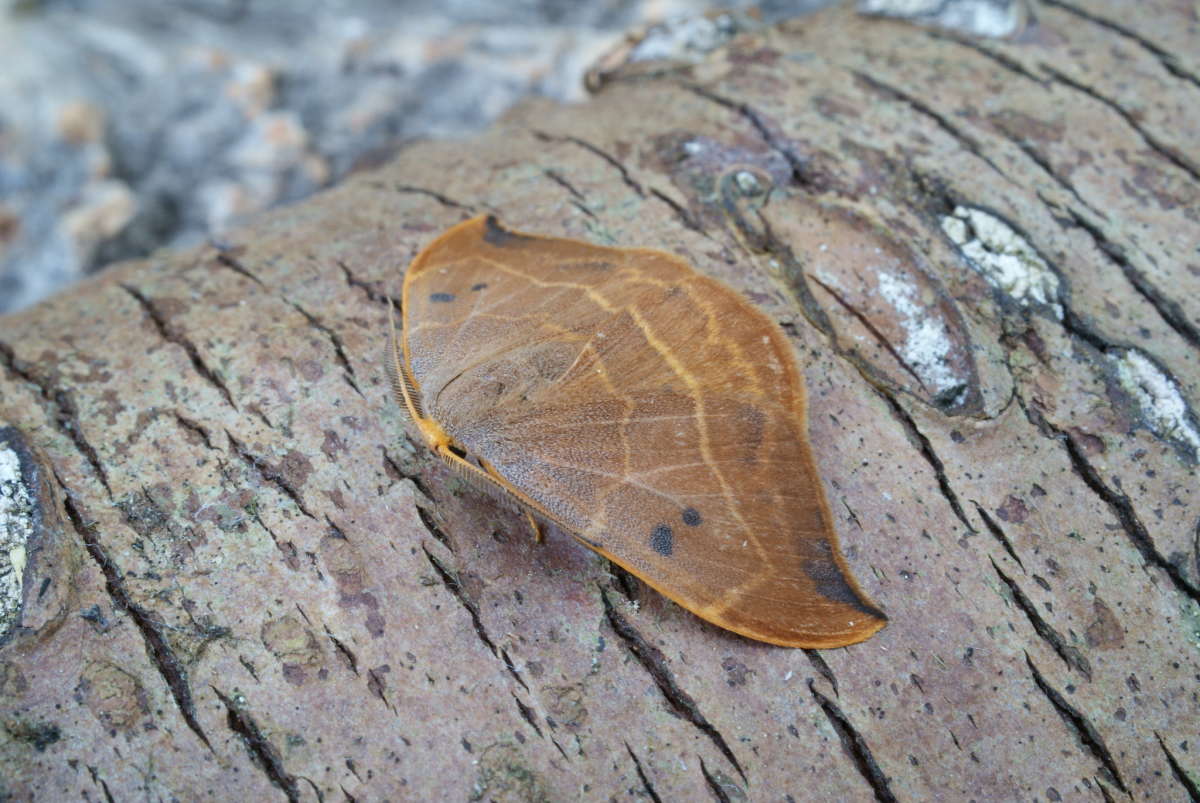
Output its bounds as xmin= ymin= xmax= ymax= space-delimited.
xmin=440 ymin=451 xmax=513 ymax=501
xmin=388 ymin=298 xmax=426 ymax=419
xmin=438 ymin=448 xmax=565 ymax=539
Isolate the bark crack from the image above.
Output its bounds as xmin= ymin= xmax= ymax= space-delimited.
xmin=803 ymin=649 xmax=839 ymax=697
xmin=1062 ymin=428 xmax=1200 ymax=603
xmin=215 ymin=253 xmax=267 ymax=289
xmin=247 ymin=506 xmax=298 ymax=571
xmin=1040 ymin=64 xmax=1200 ymax=182
xmin=647 ymin=187 xmax=705 ymax=232
xmin=807 ymin=679 xmax=896 ymax=803
xmin=1156 ymin=731 xmax=1200 ymax=801
xmin=1039 ymin=0 xmax=1200 ymax=90
xmin=239 ymin=656 xmax=260 ymax=683
xmin=383 ymin=183 xmax=475 ymax=211
xmin=532 ymin=131 xmax=645 ymax=198
xmin=608 ymin=562 xmax=640 ymax=605
xmin=848 ymin=71 xmax=1012 ymax=183
xmin=991 ymin=128 xmax=1103 ymax=220
xmin=749 ymin=210 xmax=957 ymax=419
xmin=991 ymin=558 xmax=1091 ymax=680
xmin=213 ymin=687 xmax=301 ymax=802
xmin=171 ymin=411 xmax=217 ymax=450
xmin=500 ymin=647 xmax=530 ymax=692
xmin=533 ymin=130 xmax=709 ymax=235
xmin=1055 ymin=205 xmax=1200 ymax=351
xmin=625 ymin=742 xmax=664 ymax=803
xmin=0 ymin=340 xmax=112 ymax=494
xmin=422 ymin=547 xmax=510 ymax=673
xmin=551 ymin=736 xmax=570 ymax=762
xmin=925 ymin=30 xmax=1048 ymax=86
xmin=542 ymin=168 xmax=586 ymax=202
xmin=60 ymin=487 xmax=211 ymax=750
xmin=1022 ymin=403 xmax=1200 ymax=605
xmin=699 ymin=756 xmax=741 ymax=803
xmin=809 ymin=275 xmax=929 ymax=392
xmin=324 ymin=626 xmax=359 ymax=675
xmin=511 ymin=692 xmax=543 ymax=738
xmin=973 ymin=503 xmax=1024 ymax=570
xmin=287 ymin=300 xmax=364 ymax=397
xmin=732 ymin=199 xmax=992 ymax=520
xmin=366 ymin=665 xmax=394 ymax=711
xmin=683 ymin=85 xmax=815 ymax=189
xmin=377 ymin=441 xmax=417 ymax=481
xmin=414 ymin=505 xmax=454 ymax=553
xmin=599 ymin=587 xmax=746 ymax=784
xmin=337 ymin=261 xmax=401 ymax=308
xmin=542 ymin=168 xmax=598 ymax=220
xmin=225 ymin=432 xmax=317 ymax=520
xmin=879 ymin=391 xmax=975 ymax=533
xmin=421 ymin=543 xmax=529 ymax=690
xmin=299 ymin=776 xmax=326 ymax=803
xmin=1024 ymin=653 xmax=1128 ymax=794
xmin=87 ymin=766 xmax=115 ymax=803
xmin=122 ymin=284 xmax=238 ymax=411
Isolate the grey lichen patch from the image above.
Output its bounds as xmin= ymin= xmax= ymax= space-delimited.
xmin=1109 ymin=349 xmax=1200 ymax=463
xmin=470 ymin=742 xmax=549 ymax=803
xmin=626 ymin=12 xmax=760 ymax=64
xmin=0 ymin=442 xmax=34 ymax=641
xmin=941 ymin=206 xmax=1063 ymax=319
xmin=876 ymin=270 xmax=967 ymax=407
xmin=859 ymin=0 xmax=1023 ymax=38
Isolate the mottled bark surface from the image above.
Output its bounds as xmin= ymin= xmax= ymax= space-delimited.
xmin=1 ymin=2 xmax=1197 ymax=800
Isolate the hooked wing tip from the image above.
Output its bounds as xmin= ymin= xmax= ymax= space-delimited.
xmin=726 ymin=605 xmax=888 ymax=649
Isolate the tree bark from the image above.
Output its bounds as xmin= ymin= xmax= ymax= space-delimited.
xmin=2 ymin=1 xmax=1198 ymax=799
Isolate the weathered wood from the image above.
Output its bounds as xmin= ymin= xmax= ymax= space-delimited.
xmin=1 ymin=2 xmax=1197 ymax=800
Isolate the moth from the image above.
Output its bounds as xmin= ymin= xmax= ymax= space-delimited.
xmin=388 ymin=215 xmax=886 ymax=647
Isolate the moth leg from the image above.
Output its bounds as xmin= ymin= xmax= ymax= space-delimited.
xmin=522 ymin=510 xmax=545 ymax=544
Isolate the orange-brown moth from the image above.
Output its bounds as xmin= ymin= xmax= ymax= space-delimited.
xmin=389 ymin=215 xmax=886 ymax=648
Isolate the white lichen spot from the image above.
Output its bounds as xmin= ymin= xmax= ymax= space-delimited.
xmin=734 ymin=170 xmax=763 ymax=195
xmin=941 ymin=205 xmax=1063 ymax=319
xmin=877 ymin=271 xmax=965 ymax=405
xmin=941 ymin=216 xmax=969 ymax=244
xmin=1110 ymin=349 xmax=1200 ymax=460
xmin=1 ymin=445 xmax=34 ymax=638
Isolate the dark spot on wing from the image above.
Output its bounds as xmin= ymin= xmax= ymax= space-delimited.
xmin=430 ymin=292 xmax=455 ymax=303
xmin=483 ymin=215 xmax=530 ymax=246
xmin=471 ymin=282 xmax=488 ymax=291
xmin=650 ymin=524 xmax=673 ymax=556
xmin=682 ymin=507 xmax=702 ymax=526
xmin=803 ymin=540 xmax=887 ymax=620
